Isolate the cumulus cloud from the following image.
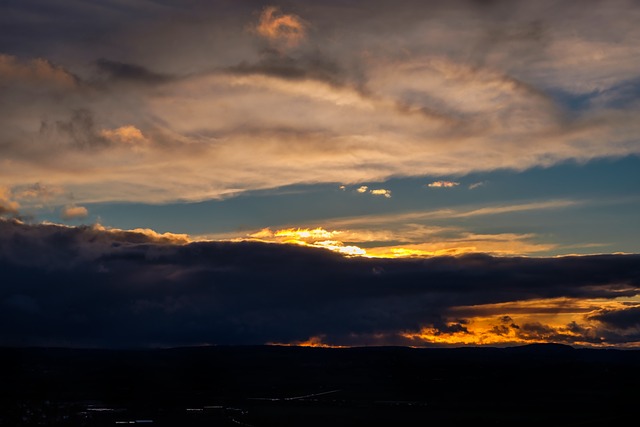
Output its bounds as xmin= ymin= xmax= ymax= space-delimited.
xmin=0 ymin=220 xmax=639 ymax=348
xmin=354 ymin=186 xmax=391 ymax=198
xmin=427 ymin=181 xmax=460 ymax=188
xmin=370 ymin=189 xmax=392 ymax=198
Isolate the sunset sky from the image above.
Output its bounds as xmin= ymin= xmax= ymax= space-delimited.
xmin=1 ymin=0 xmax=639 ymax=348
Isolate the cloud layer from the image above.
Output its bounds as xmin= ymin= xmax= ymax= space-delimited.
xmin=1 ymin=219 xmax=639 ymax=348
xmin=1 ymin=1 xmax=640 ymax=204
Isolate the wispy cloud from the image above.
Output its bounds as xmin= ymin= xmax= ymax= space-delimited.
xmin=324 ymin=199 xmax=580 ymax=228
xmin=452 ymin=200 xmax=578 ymax=218
xmin=468 ymin=181 xmax=486 ymax=190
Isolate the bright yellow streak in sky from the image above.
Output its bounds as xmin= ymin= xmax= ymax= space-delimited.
xmin=239 ymin=226 xmax=555 ymax=258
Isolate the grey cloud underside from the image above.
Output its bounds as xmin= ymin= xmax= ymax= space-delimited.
xmin=226 ymin=49 xmax=354 ymax=89
xmin=94 ymin=59 xmax=175 ymax=85
xmin=1 ymin=220 xmax=639 ymax=347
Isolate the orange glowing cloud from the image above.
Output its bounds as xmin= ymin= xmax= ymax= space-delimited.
xmin=255 ymin=6 xmax=307 ymax=48
xmin=400 ymin=296 xmax=640 ymax=348
xmin=0 ymin=187 xmax=20 ymax=216
xmin=100 ymin=126 xmax=148 ymax=145
xmin=246 ymin=227 xmax=366 ymax=256
xmin=227 ymin=223 xmax=556 ymax=258
xmin=60 ymin=205 xmax=88 ymax=221
xmin=364 ymin=235 xmax=556 ymax=258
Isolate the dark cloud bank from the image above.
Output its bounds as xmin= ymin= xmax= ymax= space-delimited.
xmin=1 ymin=219 xmax=639 ymax=348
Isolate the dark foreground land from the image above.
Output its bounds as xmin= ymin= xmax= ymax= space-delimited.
xmin=1 ymin=344 xmax=638 ymax=426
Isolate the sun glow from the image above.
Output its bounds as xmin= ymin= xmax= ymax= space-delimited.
xmin=268 ymin=336 xmax=346 ymax=348
xmin=401 ymin=297 xmax=640 ymax=348
xmin=235 ymin=225 xmax=556 ymax=258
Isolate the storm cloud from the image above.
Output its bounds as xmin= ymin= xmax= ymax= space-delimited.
xmin=1 ymin=219 xmax=639 ymax=348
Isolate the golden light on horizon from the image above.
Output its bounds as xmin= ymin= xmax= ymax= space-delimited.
xmin=268 ymin=336 xmax=346 ymax=348
xmin=237 ymin=226 xmax=556 ymax=258
xmin=402 ymin=296 xmax=640 ymax=348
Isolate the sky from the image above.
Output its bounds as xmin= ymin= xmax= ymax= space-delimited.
xmin=1 ymin=0 xmax=639 ymax=348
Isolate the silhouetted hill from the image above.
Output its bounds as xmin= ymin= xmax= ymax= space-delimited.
xmin=1 ymin=344 xmax=638 ymax=426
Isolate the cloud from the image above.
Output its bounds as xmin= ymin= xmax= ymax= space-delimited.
xmin=246 ymin=227 xmax=366 ymax=256
xmin=363 ymin=232 xmax=556 ymax=257
xmin=468 ymin=181 xmax=486 ymax=190
xmin=323 ymin=199 xmax=579 ymax=228
xmin=94 ymin=58 xmax=173 ymax=85
xmin=254 ymin=6 xmax=308 ymax=48
xmin=40 ymin=108 xmax=109 ymax=150
xmin=370 ymin=189 xmax=392 ymax=198
xmin=588 ymin=307 xmax=640 ymax=330
xmin=60 ymin=205 xmax=88 ymax=221
xmin=0 ymin=219 xmax=639 ymax=348
xmin=0 ymin=187 xmax=20 ymax=217
xmin=452 ymin=200 xmax=578 ymax=218
xmin=14 ymin=183 xmax=64 ymax=202
xmin=0 ymin=54 xmax=76 ymax=89
xmin=224 ymin=222 xmax=554 ymax=258
xmin=427 ymin=181 xmax=460 ymax=188
xmin=214 ymin=199 xmax=583 ymax=257
xmin=354 ymin=186 xmax=391 ymax=198
xmin=99 ymin=125 xmax=149 ymax=148
xmin=1 ymin=1 xmax=640 ymax=205
xmin=226 ymin=50 xmax=348 ymax=89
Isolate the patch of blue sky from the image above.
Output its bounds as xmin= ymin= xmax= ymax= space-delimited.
xmin=32 ymin=155 xmax=639 ymax=255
